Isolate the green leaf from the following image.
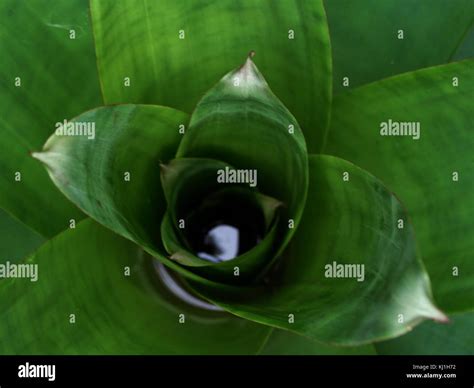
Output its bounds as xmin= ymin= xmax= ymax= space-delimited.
xmin=376 ymin=312 xmax=474 ymax=355
xmin=189 ymin=155 xmax=446 ymax=345
xmin=32 ymin=104 xmax=206 ymax=282
xmin=0 ymin=0 xmax=102 ymax=237
xmin=0 ymin=219 xmax=270 ymax=354
xmin=0 ymin=208 xmax=44 ymax=263
xmin=325 ymin=0 xmax=474 ymax=93
xmin=159 ymin=157 xmax=283 ymax=282
xmin=452 ymin=23 xmax=474 ymax=61
xmin=177 ymin=56 xmax=308 ymax=257
xmin=160 ymin=157 xmax=281 ymax=232
xmin=259 ymin=329 xmax=376 ymax=355
xmin=90 ymin=0 xmax=331 ymax=152
xmin=325 ymin=60 xmax=474 ymax=313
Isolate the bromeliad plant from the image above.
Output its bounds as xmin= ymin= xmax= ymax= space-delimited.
xmin=0 ymin=0 xmax=473 ymax=355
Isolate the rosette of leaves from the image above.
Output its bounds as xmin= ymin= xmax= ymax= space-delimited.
xmin=0 ymin=0 xmax=473 ymax=355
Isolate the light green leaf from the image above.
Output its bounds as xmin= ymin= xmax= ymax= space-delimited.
xmin=0 ymin=0 xmax=102 ymax=237
xmin=0 ymin=208 xmax=44 ymax=263
xmin=376 ymin=312 xmax=474 ymax=355
xmin=190 ymin=155 xmax=446 ymax=345
xmin=325 ymin=0 xmax=474 ymax=93
xmin=325 ymin=60 xmax=474 ymax=313
xmin=0 ymin=219 xmax=270 ymax=354
xmin=177 ymin=56 xmax=308 ymax=258
xmin=90 ymin=0 xmax=331 ymax=152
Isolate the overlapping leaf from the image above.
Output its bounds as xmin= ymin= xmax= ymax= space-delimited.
xmin=325 ymin=60 xmax=474 ymax=312
xmin=0 ymin=208 xmax=44 ymax=263
xmin=90 ymin=0 xmax=331 ymax=152
xmin=160 ymin=157 xmax=282 ymax=282
xmin=189 ymin=155 xmax=446 ymax=345
xmin=0 ymin=219 xmax=270 ymax=354
xmin=1 ymin=0 xmax=470 ymax=355
xmin=32 ymin=104 xmax=211 ymax=282
xmin=177 ymin=57 xmax=308 ymax=258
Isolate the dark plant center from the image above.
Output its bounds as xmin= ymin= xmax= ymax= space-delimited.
xmin=184 ymin=193 xmax=266 ymax=263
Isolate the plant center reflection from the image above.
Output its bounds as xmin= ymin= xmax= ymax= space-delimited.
xmin=184 ymin=192 xmax=265 ymax=263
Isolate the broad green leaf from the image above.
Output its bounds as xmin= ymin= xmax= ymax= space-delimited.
xmin=325 ymin=0 xmax=474 ymax=93
xmin=0 ymin=219 xmax=270 ymax=354
xmin=190 ymin=155 xmax=446 ymax=345
xmin=32 ymin=104 xmax=208 ymax=282
xmin=177 ymin=57 xmax=308 ymax=258
xmin=325 ymin=60 xmax=474 ymax=313
xmin=0 ymin=208 xmax=44 ymax=263
xmin=376 ymin=312 xmax=474 ymax=355
xmin=258 ymin=329 xmax=376 ymax=355
xmin=0 ymin=0 xmax=102 ymax=237
xmin=33 ymin=104 xmax=185 ymax=247
xmin=90 ymin=0 xmax=331 ymax=152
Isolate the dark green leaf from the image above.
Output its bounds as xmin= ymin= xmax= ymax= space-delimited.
xmin=90 ymin=0 xmax=331 ymax=151
xmin=325 ymin=60 xmax=474 ymax=313
xmin=0 ymin=208 xmax=44 ymax=263
xmin=376 ymin=312 xmax=474 ymax=355
xmin=0 ymin=0 xmax=102 ymax=237
xmin=0 ymin=219 xmax=270 ymax=354
xmin=325 ymin=0 xmax=474 ymax=93
xmin=452 ymin=24 xmax=474 ymax=61
xmin=259 ymin=329 xmax=376 ymax=355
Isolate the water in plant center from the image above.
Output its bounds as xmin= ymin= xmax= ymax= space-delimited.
xmin=184 ymin=192 xmax=265 ymax=263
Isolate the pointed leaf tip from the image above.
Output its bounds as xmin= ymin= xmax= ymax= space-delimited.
xmin=178 ymin=53 xmax=309 ymax=267
xmin=159 ymin=162 xmax=170 ymax=174
xmin=232 ymin=53 xmax=266 ymax=90
xmin=31 ymin=151 xmax=48 ymax=165
xmin=31 ymin=151 xmax=41 ymax=160
xmin=430 ymin=308 xmax=450 ymax=324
